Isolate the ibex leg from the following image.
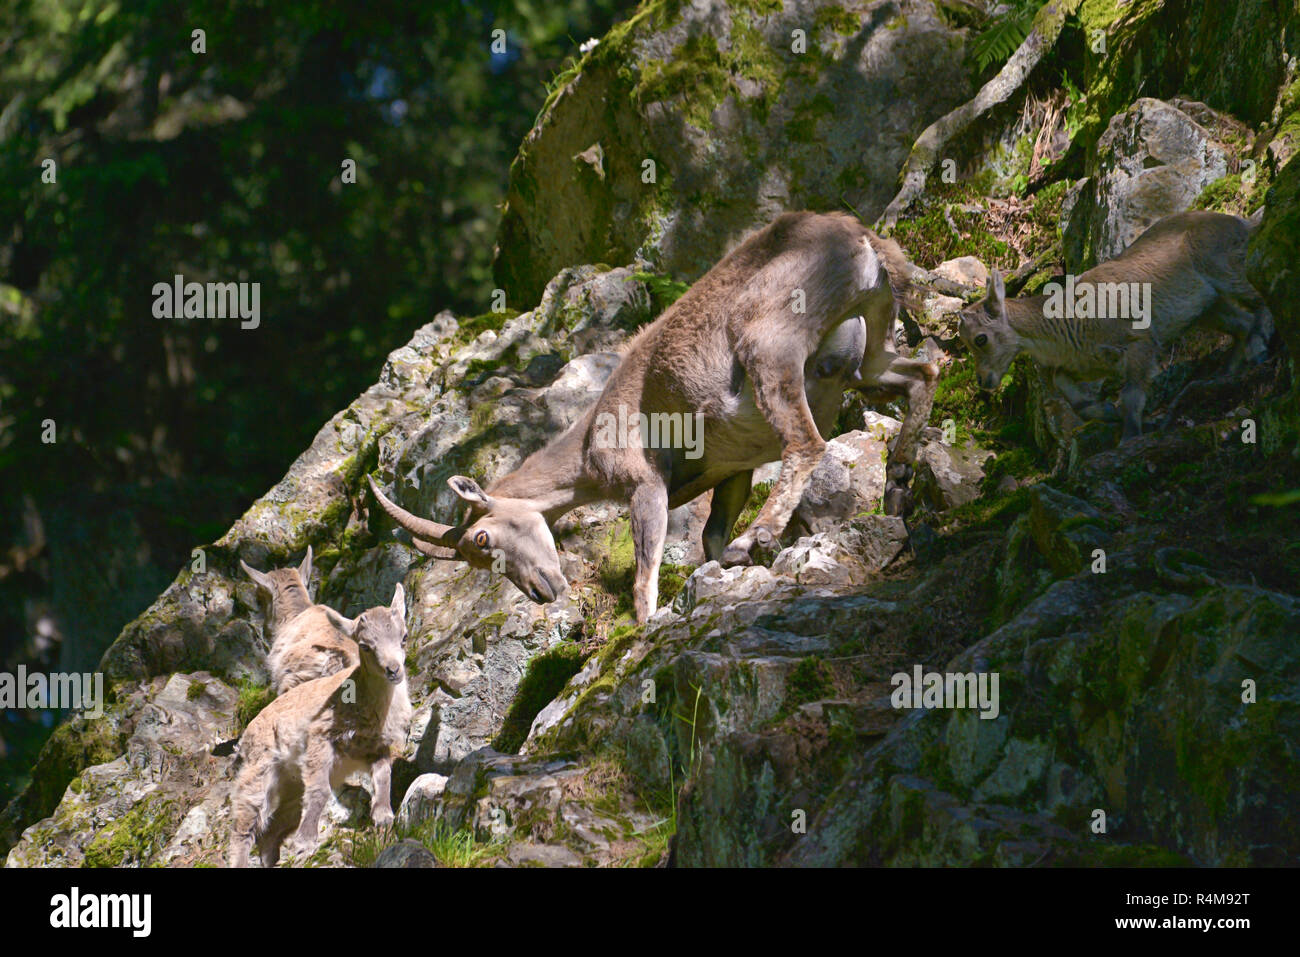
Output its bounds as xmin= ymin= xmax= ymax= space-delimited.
xmin=370 ymin=758 xmax=394 ymax=829
xmin=703 ymin=470 xmax=753 ymax=563
xmin=722 ymin=353 xmax=826 ymax=565
xmin=859 ymin=352 xmax=938 ymax=516
xmin=287 ymin=741 xmax=333 ymax=858
xmin=630 ymin=480 xmax=669 ymax=621
xmin=1052 ymin=370 xmax=1120 ymax=422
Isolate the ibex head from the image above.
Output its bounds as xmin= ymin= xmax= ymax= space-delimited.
xmin=958 ymin=268 xmax=1019 ymax=391
xmin=240 ymin=546 xmax=313 ymax=606
xmin=368 ymin=476 xmax=566 ymax=606
xmin=323 ymin=584 xmax=407 ymax=684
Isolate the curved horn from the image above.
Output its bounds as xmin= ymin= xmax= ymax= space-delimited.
xmin=411 ymin=538 xmax=463 ymax=560
xmin=368 ymin=476 xmax=460 ymax=548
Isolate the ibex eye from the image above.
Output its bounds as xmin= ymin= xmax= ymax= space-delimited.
xmin=974 ymin=334 xmax=989 ymax=348
xmin=473 ymin=530 xmax=490 ymax=549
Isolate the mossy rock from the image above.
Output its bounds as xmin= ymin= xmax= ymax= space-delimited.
xmin=494 ymin=0 xmax=972 ymax=305
xmin=82 ymin=796 xmax=181 ymax=868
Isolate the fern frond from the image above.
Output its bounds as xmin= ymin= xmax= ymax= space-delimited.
xmin=970 ymin=0 xmax=1045 ymax=72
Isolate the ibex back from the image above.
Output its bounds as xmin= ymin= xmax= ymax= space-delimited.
xmin=371 ymin=211 xmax=937 ymax=621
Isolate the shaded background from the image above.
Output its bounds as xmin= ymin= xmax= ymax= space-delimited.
xmin=0 ymin=0 xmax=635 ymax=801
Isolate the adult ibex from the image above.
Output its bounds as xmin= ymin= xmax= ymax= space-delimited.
xmin=370 ymin=211 xmax=937 ymax=622
xmin=958 ymin=210 xmax=1272 ymax=439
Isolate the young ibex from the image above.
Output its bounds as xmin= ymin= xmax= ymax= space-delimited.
xmin=369 ymin=211 xmax=937 ymax=622
xmin=240 ymin=547 xmax=360 ymax=694
xmin=228 ymin=584 xmax=411 ymax=868
xmin=958 ymin=210 xmax=1272 ymax=439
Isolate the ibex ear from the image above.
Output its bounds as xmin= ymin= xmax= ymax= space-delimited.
xmin=987 ymin=268 xmax=1005 ymax=308
xmin=321 ymin=606 xmax=359 ymax=637
xmin=298 ymin=545 xmax=313 ymax=590
xmin=390 ymin=583 xmax=407 ymax=633
xmin=240 ymin=559 xmax=273 ymax=592
xmin=448 ymin=475 xmax=493 ymax=511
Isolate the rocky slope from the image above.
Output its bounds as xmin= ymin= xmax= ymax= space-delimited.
xmin=4 ymin=0 xmax=1300 ymax=867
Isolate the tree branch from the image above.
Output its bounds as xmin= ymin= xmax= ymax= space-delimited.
xmin=877 ymin=0 xmax=1082 ymax=232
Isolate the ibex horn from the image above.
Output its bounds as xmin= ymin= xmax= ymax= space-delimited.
xmin=368 ymin=476 xmax=462 ymax=550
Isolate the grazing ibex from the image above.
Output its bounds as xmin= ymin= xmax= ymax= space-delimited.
xmin=240 ymin=547 xmax=360 ymax=694
xmin=228 ymin=584 xmax=411 ymax=868
xmin=370 ymin=211 xmax=937 ymax=622
xmin=958 ymin=210 xmax=1272 ymax=439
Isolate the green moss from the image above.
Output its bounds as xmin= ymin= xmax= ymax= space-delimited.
xmin=1068 ymin=843 xmax=1193 ymax=867
xmin=942 ymin=484 xmax=1035 ymax=530
xmin=492 ymin=642 xmax=589 ymax=753
xmin=932 ymin=353 xmax=1027 ymax=441
xmin=1193 ymin=173 xmax=1246 ymax=213
xmin=732 ymin=480 xmax=773 ymax=535
xmin=594 ymin=519 xmax=639 ymax=617
xmin=461 ymin=344 xmax=522 ymax=382
xmin=630 ymin=6 xmax=785 ymax=129
xmin=814 ymin=4 xmax=864 ymax=36
xmin=735 ymin=0 xmax=783 ymax=15
xmin=632 ymin=271 xmax=691 ymax=316
xmin=453 ymin=310 xmax=520 ymax=350
xmin=657 ymin=563 xmax=691 ymax=609
xmin=890 ymin=184 xmax=1016 ymax=270
xmin=0 ymin=715 xmax=125 ymax=852
xmin=727 ymin=13 xmax=784 ymax=124
xmin=186 ymin=681 xmax=206 ymax=701
xmin=1029 ymin=179 xmax=1069 ymax=243
xmin=784 ymin=656 xmax=834 ymax=711
xmin=546 ymin=625 xmax=646 ymax=742
xmin=83 ymin=797 xmax=178 ymax=868
xmin=971 ymin=132 xmax=1036 ymax=198
xmin=980 ymin=446 xmax=1047 ymax=496
xmin=479 ymin=611 xmax=508 ymax=630
xmin=633 ymin=34 xmax=731 ymax=129
xmin=234 ymin=679 xmax=275 ymax=735
xmin=787 ymin=93 xmax=835 ymax=144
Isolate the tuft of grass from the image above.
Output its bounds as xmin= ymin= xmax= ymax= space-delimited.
xmin=344 ymin=818 xmax=501 ymax=868
xmin=419 ymin=820 xmax=500 ymax=867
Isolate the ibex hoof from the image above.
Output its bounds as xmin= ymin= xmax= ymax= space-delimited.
xmin=282 ymin=836 xmax=316 ymax=862
xmin=720 ymin=544 xmax=753 ymax=568
xmin=372 ymin=809 xmax=395 ymax=830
